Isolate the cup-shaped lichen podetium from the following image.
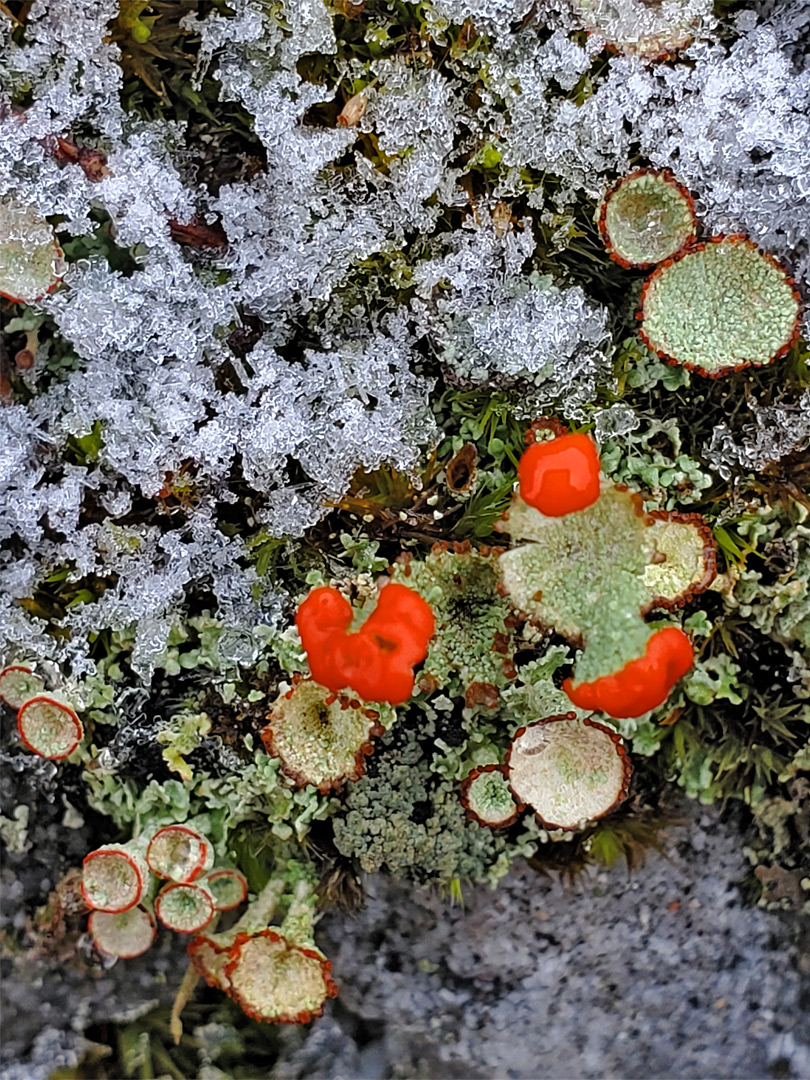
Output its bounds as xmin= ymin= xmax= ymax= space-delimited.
xmin=640 ymin=235 xmax=801 ymax=377
xmin=155 ymin=881 xmax=215 ymax=934
xmin=262 ymin=677 xmax=388 ymax=793
xmin=496 ymin=482 xmax=715 ymax=710
xmin=571 ymin=0 xmax=711 ymax=61
xmin=505 ymin=715 xmax=632 ymax=832
xmin=644 ymin=511 xmax=717 ymax=610
xmin=0 ymin=665 xmax=45 ymax=710
xmin=0 ymin=195 xmax=66 ymax=304
xmin=460 ymin=764 xmax=522 ymax=828
xmin=207 ymin=869 xmax=249 ymax=911
xmin=189 ymin=932 xmax=232 ymax=989
xmin=89 ymin=906 xmax=156 ymax=959
xmin=223 ymin=929 xmax=338 ymax=1025
xmin=146 ymin=824 xmax=213 ymax=883
xmin=81 ymin=844 xmax=150 ymax=913
xmin=598 ymin=169 xmax=696 ymax=269
xmin=17 ymin=695 xmax=83 ymax=760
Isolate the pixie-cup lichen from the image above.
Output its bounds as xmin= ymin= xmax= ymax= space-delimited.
xmin=496 ymin=447 xmax=716 ymax=717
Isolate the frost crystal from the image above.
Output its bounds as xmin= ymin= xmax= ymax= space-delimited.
xmin=413 ymin=218 xmax=610 ymax=409
xmin=707 ymin=392 xmax=810 ymax=480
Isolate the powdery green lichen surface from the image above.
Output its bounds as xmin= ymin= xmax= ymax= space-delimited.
xmin=0 ymin=667 xmax=45 ymax=710
xmin=461 ymin=766 xmax=519 ymax=827
xmin=497 ymin=487 xmax=712 ymax=683
xmin=641 ymin=237 xmax=801 ymax=375
xmin=262 ymin=680 xmax=388 ymax=793
xmin=226 ymin=932 xmax=335 ymax=1024
xmin=600 ymin=171 xmax=696 ymax=268
xmin=82 ymin=846 xmax=146 ymax=913
xmin=155 ymin=883 xmax=213 ymax=932
xmin=644 ymin=514 xmax=717 ymax=608
xmin=16 ymin=697 xmax=82 ymax=760
xmin=392 ymin=545 xmax=515 ymax=698
xmin=507 ymin=717 xmax=631 ymax=830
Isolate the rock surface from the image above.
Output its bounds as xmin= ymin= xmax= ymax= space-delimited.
xmin=284 ymin=801 xmax=810 ymax=1079
xmin=2 ymin=799 xmax=809 ymax=1079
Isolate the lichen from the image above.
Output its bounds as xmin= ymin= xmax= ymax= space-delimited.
xmin=0 ymin=195 xmax=65 ymax=303
xmin=599 ymin=170 xmax=696 ymax=268
xmin=261 ymin=678 xmax=389 ymax=793
xmin=571 ymin=0 xmax=713 ymax=60
xmin=224 ymin=930 xmax=337 ymax=1025
xmin=391 ymin=543 xmax=516 ymax=702
xmin=640 ymin=237 xmax=802 ymax=376
xmin=460 ymin=765 xmax=521 ymax=828
xmin=88 ymin=906 xmax=156 ymax=959
xmin=497 ymin=482 xmax=714 ymax=686
xmin=506 ymin=716 xmax=632 ymax=831
xmin=331 ymin=719 xmax=529 ymax=886
xmin=1 ymin=0 xmax=809 ymax=1050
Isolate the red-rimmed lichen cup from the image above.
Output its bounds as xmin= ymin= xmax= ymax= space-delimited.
xmin=505 ymin=715 xmax=632 ymax=832
xmin=0 ymin=665 xmax=46 ymax=709
xmin=262 ymin=676 xmax=385 ymax=793
xmin=89 ymin=905 xmax=156 ymax=959
xmin=146 ymin=824 xmax=213 ymax=883
xmin=0 ymin=196 xmax=66 ymax=304
xmin=207 ymin=869 xmax=249 ymax=912
xmin=81 ymin=845 xmax=149 ymax=914
xmin=639 ymin=235 xmax=802 ymax=377
xmin=223 ymin=928 xmax=338 ymax=1025
xmin=17 ymin=696 xmax=83 ymax=760
xmin=598 ymin=169 xmax=697 ymax=269
xmin=155 ymin=881 xmax=215 ymax=934
xmin=460 ymin=764 xmax=522 ymax=828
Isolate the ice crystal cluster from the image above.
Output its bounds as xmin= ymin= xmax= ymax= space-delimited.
xmin=3 ymin=0 xmax=809 ymax=683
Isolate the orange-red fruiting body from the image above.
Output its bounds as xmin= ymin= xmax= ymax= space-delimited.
xmin=562 ymin=626 xmax=693 ymax=718
xmin=296 ymin=586 xmax=354 ymax=689
xmin=518 ymin=432 xmax=602 ymax=517
xmin=296 ymin=583 xmax=435 ymax=705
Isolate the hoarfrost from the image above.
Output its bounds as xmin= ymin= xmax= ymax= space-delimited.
xmin=706 ymin=392 xmax=810 ymax=480
xmin=1 ymin=0 xmax=808 ymax=685
xmin=413 ymin=215 xmax=611 ymax=410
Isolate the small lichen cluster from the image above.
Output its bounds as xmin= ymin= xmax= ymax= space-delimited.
xmin=391 ymin=542 xmax=517 ymax=704
xmin=331 ymin=715 xmax=535 ymax=886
